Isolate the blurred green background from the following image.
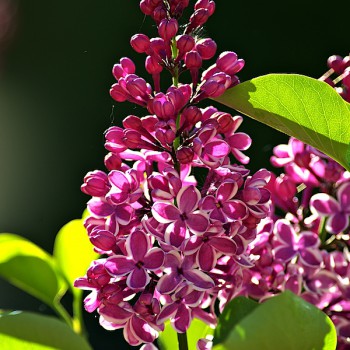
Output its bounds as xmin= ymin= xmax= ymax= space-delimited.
xmin=0 ymin=0 xmax=349 ymax=348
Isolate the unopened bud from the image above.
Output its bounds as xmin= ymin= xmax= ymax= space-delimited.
xmin=158 ymin=18 xmax=179 ymax=41
xmin=185 ymin=50 xmax=202 ymax=69
xmin=195 ymin=38 xmax=217 ymax=60
xmin=176 ymin=147 xmax=194 ymax=164
xmin=130 ymin=34 xmax=150 ymax=53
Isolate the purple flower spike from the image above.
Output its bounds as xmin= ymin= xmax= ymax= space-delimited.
xmin=273 ymin=219 xmax=322 ymax=267
xmin=310 ymin=181 xmax=350 ymax=234
xmin=105 ymin=230 xmax=164 ymax=290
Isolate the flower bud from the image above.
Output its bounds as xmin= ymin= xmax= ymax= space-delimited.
xmin=150 ymin=37 xmax=167 ymax=61
xmin=195 ymin=0 xmax=215 ymax=16
xmin=90 ymin=230 xmax=116 ymax=251
xmin=176 ymin=147 xmax=194 ymax=164
xmin=201 ymin=72 xmax=231 ymax=97
xmin=110 ymin=83 xmax=128 ymax=102
xmin=153 ymin=5 xmax=167 ymax=23
xmin=327 ymin=55 xmax=345 ymax=74
xmin=185 ymin=50 xmax=202 ymax=69
xmin=112 ymin=57 xmax=135 ymax=80
xmin=158 ymin=18 xmax=179 ymax=41
xmin=189 ymin=8 xmax=210 ymax=28
xmin=181 ymin=106 xmax=202 ymax=128
xmin=130 ymin=33 xmax=150 ymax=53
xmin=216 ymin=51 xmax=242 ymax=75
xmin=145 ymin=55 xmax=163 ymax=74
xmin=275 ymin=175 xmax=296 ymax=200
xmin=81 ymin=170 xmax=110 ymax=197
xmin=140 ymin=0 xmax=154 ymax=15
xmin=104 ymin=153 xmax=122 ymax=171
xmin=195 ymin=38 xmax=217 ymax=60
xmin=176 ymin=35 xmax=195 ymax=57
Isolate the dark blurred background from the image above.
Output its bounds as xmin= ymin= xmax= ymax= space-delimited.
xmin=0 ymin=0 xmax=349 ymax=348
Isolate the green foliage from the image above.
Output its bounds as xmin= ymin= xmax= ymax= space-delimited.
xmin=0 ymin=310 xmax=92 ymax=350
xmin=213 ymin=297 xmax=258 ymax=346
xmin=158 ymin=318 xmax=214 ymax=350
xmin=53 ymin=211 xmax=99 ymax=295
xmin=0 ymin=233 xmax=66 ymax=308
xmin=215 ymin=74 xmax=350 ymax=171
xmin=0 ymin=212 xmax=98 ymax=336
xmin=213 ymin=291 xmax=337 ymax=350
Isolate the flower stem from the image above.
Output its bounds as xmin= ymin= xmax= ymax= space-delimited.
xmin=52 ymin=301 xmax=73 ymax=330
xmin=72 ymin=291 xmax=86 ymax=336
xmin=177 ymin=332 xmax=189 ymax=350
xmin=171 ymin=37 xmax=181 ymax=151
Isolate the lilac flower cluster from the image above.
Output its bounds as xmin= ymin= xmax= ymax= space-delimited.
xmin=75 ymin=0 xmax=270 ymax=347
xmin=240 ymin=87 xmax=350 ymax=348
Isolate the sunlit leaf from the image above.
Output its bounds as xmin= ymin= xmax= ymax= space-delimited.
xmin=213 ymin=296 xmax=258 ymax=346
xmin=0 ymin=310 xmax=92 ymax=350
xmin=214 ymin=74 xmax=350 ymax=171
xmin=0 ymin=233 xmax=66 ymax=307
xmin=53 ymin=212 xmax=98 ymax=294
xmin=213 ymin=291 xmax=337 ymax=350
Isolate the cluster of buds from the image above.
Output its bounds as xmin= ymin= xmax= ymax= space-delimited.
xmin=320 ymin=54 xmax=350 ymax=102
xmin=76 ymin=0 xmax=271 ymax=348
xmin=239 ymin=68 xmax=350 ymax=348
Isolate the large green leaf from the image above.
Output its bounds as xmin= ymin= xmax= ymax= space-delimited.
xmin=158 ymin=318 xmax=214 ymax=350
xmin=53 ymin=212 xmax=98 ymax=294
xmin=0 ymin=234 xmax=66 ymax=307
xmin=214 ymin=74 xmax=350 ymax=171
xmin=213 ymin=296 xmax=258 ymax=346
xmin=0 ymin=310 xmax=92 ymax=350
xmin=213 ymin=291 xmax=337 ymax=350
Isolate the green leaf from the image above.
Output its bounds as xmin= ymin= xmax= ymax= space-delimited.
xmin=0 ymin=310 xmax=92 ymax=350
xmin=53 ymin=213 xmax=98 ymax=294
xmin=213 ymin=291 xmax=337 ymax=350
xmin=213 ymin=296 xmax=258 ymax=346
xmin=158 ymin=318 xmax=214 ymax=350
xmin=0 ymin=233 xmax=66 ymax=308
xmin=214 ymin=74 xmax=350 ymax=171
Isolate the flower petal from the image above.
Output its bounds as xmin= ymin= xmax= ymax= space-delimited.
xmin=88 ymin=198 xmax=114 ymax=217
xmin=115 ymin=204 xmax=134 ymax=225
xmin=217 ymin=181 xmax=238 ymax=202
xmin=186 ymin=212 xmax=209 ymax=234
xmin=338 ymin=182 xmax=350 ymax=210
xmin=177 ymin=185 xmax=200 ymax=214
xmin=164 ymin=221 xmax=188 ymax=248
xmin=326 ymin=213 xmax=349 ymax=234
xmin=274 ymin=219 xmax=296 ymax=246
xmin=157 ymin=272 xmax=183 ymax=294
xmin=157 ymin=303 xmax=178 ymax=324
xmin=126 ymin=230 xmax=149 ymax=261
xmin=144 ymin=248 xmax=165 ymax=270
xmin=99 ymin=304 xmax=133 ymax=324
xmin=183 ymin=269 xmax=215 ymax=290
xmin=310 ymin=193 xmax=340 ymax=216
xmin=152 ymin=202 xmax=181 ymax=223
xmin=274 ymin=246 xmax=296 ymax=262
xmin=131 ymin=316 xmax=158 ymax=344
xmin=109 ymin=170 xmax=130 ymax=191
xmin=105 ymin=256 xmax=135 ymax=276
xmin=172 ymin=304 xmax=191 ymax=333
xmin=210 ymin=236 xmax=237 ymax=255
xmin=299 ymin=249 xmax=322 ymax=267
xmin=197 ymin=244 xmax=216 ymax=271
xmin=127 ymin=267 xmax=150 ymax=289
xmin=222 ymin=200 xmax=248 ymax=221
